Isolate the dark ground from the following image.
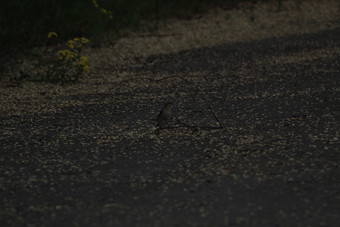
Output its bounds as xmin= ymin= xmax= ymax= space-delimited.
xmin=1 ymin=26 xmax=340 ymax=226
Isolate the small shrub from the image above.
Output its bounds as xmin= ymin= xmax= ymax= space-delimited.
xmin=24 ymin=32 xmax=91 ymax=85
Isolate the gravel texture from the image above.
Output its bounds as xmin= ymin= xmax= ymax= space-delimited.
xmin=1 ymin=0 xmax=340 ymax=226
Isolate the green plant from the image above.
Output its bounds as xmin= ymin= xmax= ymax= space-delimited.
xmin=0 ymin=0 xmax=252 ymax=54
xmin=92 ymin=0 xmax=113 ymax=20
xmin=27 ymin=32 xmax=91 ymax=84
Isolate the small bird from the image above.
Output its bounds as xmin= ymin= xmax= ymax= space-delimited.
xmin=156 ymin=102 xmax=172 ymax=128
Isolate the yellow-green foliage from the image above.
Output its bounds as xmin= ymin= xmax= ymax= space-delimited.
xmin=1 ymin=0 xmax=264 ymax=56
xmin=92 ymin=0 xmax=113 ymax=19
xmin=56 ymin=37 xmax=91 ymax=74
xmin=29 ymin=32 xmax=91 ymax=84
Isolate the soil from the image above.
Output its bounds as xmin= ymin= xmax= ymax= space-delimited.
xmin=1 ymin=0 xmax=340 ymax=226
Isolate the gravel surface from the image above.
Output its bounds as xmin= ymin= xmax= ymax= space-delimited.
xmin=1 ymin=0 xmax=340 ymax=226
